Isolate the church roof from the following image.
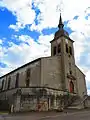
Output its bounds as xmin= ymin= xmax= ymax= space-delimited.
xmin=50 ymin=34 xmax=74 ymax=43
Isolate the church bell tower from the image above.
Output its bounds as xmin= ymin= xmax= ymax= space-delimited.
xmin=50 ymin=13 xmax=77 ymax=93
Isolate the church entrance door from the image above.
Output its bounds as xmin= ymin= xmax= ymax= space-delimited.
xmin=69 ymin=81 xmax=74 ymax=93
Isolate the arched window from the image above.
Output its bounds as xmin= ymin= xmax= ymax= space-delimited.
xmin=15 ymin=73 xmax=19 ymax=88
xmin=58 ymin=44 xmax=61 ymax=53
xmin=26 ymin=68 xmax=30 ymax=78
xmin=26 ymin=68 xmax=31 ymax=87
xmin=69 ymin=63 xmax=72 ymax=74
xmin=70 ymin=81 xmax=74 ymax=93
xmin=7 ymin=76 xmax=11 ymax=90
xmin=1 ymin=79 xmax=4 ymax=91
xmin=69 ymin=70 xmax=72 ymax=75
xmin=66 ymin=44 xmax=68 ymax=53
xmin=53 ymin=46 xmax=56 ymax=55
xmin=69 ymin=46 xmax=72 ymax=55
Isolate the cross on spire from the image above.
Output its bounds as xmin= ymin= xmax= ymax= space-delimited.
xmin=58 ymin=13 xmax=64 ymax=29
xmin=57 ymin=0 xmax=64 ymax=29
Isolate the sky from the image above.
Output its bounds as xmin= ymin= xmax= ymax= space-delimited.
xmin=0 ymin=0 xmax=90 ymax=94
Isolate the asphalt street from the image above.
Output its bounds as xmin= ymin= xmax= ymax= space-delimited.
xmin=0 ymin=110 xmax=90 ymax=120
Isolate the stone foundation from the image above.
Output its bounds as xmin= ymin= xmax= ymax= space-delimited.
xmin=0 ymin=88 xmax=80 ymax=112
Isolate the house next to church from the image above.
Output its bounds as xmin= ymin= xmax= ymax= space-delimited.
xmin=0 ymin=13 xmax=88 ymax=112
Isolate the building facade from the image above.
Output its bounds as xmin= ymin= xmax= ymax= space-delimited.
xmin=0 ymin=13 xmax=87 ymax=112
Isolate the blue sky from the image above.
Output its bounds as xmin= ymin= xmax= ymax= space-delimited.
xmin=0 ymin=0 xmax=90 ymax=94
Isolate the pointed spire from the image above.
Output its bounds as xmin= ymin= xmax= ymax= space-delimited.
xmin=58 ymin=13 xmax=64 ymax=29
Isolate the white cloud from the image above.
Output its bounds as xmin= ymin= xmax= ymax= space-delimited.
xmin=30 ymin=0 xmax=90 ymax=31
xmin=0 ymin=1 xmax=5 ymax=7
xmin=1 ymin=0 xmax=89 ymax=31
xmin=0 ymin=44 xmax=7 ymax=59
xmin=86 ymin=71 xmax=90 ymax=83
xmin=0 ymin=34 xmax=53 ymax=76
xmin=67 ymin=15 xmax=90 ymax=38
xmin=1 ymin=0 xmax=36 ymax=31
xmin=9 ymin=22 xmax=25 ymax=31
xmin=87 ymin=90 xmax=90 ymax=95
xmin=30 ymin=0 xmax=60 ymax=31
xmin=0 ymin=67 xmax=13 ymax=77
xmin=0 ymin=39 xmax=2 ymax=44
xmin=70 ymin=32 xmax=86 ymax=63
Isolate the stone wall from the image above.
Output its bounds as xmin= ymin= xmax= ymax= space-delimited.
xmin=30 ymin=63 xmax=41 ymax=86
xmin=0 ymin=59 xmax=41 ymax=90
xmin=75 ymin=66 xmax=87 ymax=97
xmin=41 ymin=56 xmax=62 ymax=89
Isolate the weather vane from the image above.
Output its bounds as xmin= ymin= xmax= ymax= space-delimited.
xmin=57 ymin=0 xmax=64 ymax=14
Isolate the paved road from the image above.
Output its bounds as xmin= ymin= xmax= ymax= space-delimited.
xmin=0 ymin=110 xmax=90 ymax=120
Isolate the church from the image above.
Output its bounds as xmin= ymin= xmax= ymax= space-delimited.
xmin=0 ymin=13 xmax=88 ymax=112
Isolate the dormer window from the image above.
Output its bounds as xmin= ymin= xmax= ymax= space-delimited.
xmin=53 ymin=46 xmax=56 ymax=55
xmin=58 ymin=44 xmax=61 ymax=53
